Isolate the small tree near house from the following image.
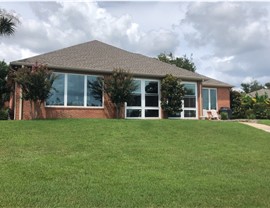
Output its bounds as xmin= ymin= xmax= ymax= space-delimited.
xmin=89 ymin=68 xmax=137 ymax=119
xmin=161 ymin=74 xmax=185 ymax=117
xmin=15 ymin=63 xmax=56 ymax=119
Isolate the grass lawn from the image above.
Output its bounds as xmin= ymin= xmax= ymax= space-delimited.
xmin=1 ymin=119 xmax=270 ymax=207
xmin=259 ymin=119 xmax=270 ymax=126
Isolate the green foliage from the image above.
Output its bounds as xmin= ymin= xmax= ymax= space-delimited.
xmin=230 ymin=90 xmax=243 ymax=118
xmin=157 ymin=53 xmax=196 ymax=72
xmin=245 ymin=109 xmax=256 ymax=119
xmin=91 ymin=68 xmax=137 ymax=118
xmin=231 ymin=89 xmax=270 ymax=119
xmin=161 ymin=74 xmax=185 ymax=116
xmin=265 ymin=82 xmax=270 ymax=89
xmin=0 ymin=108 xmax=8 ymax=120
xmin=0 ymin=60 xmax=11 ymax=109
xmin=220 ymin=112 xmax=228 ymax=120
xmin=0 ymin=8 xmax=20 ymax=36
xmin=15 ymin=63 xmax=56 ymax=119
xmin=241 ymin=80 xmax=263 ymax=93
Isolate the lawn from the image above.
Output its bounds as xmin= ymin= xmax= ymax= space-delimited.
xmin=259 ymin=119 xmax=270 ymax=126
xmin=1 ymin=119 xmax=270 ymax=207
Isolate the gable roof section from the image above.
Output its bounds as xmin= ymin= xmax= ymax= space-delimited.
xmin=11 ymin=40 xmax=232 ymax=88
xmin=11 ymin=40 xmax=204 ymax=81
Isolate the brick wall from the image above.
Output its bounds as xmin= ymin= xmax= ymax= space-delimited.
xmin=14 ymin=84 xmax=117 ymax=120
xmin=217 ymin=87 xmax=231 ymax=110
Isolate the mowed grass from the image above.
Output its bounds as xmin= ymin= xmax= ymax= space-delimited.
xmin=1 ymin=119 xmax=270 ymax=207
xmin=259 ymin=119 xmax=270 ymax=126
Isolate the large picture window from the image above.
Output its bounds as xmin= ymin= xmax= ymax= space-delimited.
xmin=203 ymin=88 xmax=217 ymax=110
xmin=126 ymin=79 xmax=160 ymax=118
xmin=168 ymin=82 xmax=198 ymax=119
xmin=46 ymin=73 xmax=65 ymax=106
xmin=46 ymin=73 xmax=103 ymax=107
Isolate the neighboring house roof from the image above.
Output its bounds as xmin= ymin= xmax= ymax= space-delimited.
xmin=10 ymin=40 xmax=232 ymax=87
xmin=248 ymin=88 xmax=270 ymax=97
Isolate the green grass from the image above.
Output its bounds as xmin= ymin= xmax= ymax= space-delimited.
xmin=259 ymin=119 xmax=270 ymax=126
xmin=1 ymin=119 xmax=270 ymax=207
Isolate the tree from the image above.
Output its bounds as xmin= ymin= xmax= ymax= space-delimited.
xmin=15 ymin=63 xmax=56 ymax=119
xmin=0 ymin=8 xmax=20 ymax=36
xmin=265 ymin=82 xmax=270 ymax=89
xmin=241 ymin=80 xmax=263 ymax=93
xmin=0 ymin=60 xmax=10 ymax=109
xmin=157 ymin=53 xmax=196 ymax=72
xmin=230 ymin=90 xmax=243 ymax=119
xmin=90 ymin=68 xmax=137 ymax=119
xmin=161 ymin=74 xmax=185 ymax=117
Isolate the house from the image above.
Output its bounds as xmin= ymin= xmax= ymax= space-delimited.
xmin=10 ymin=40 xmax=232 ymax=120
xmin=248 ymin=88 xmax=270 ymax=98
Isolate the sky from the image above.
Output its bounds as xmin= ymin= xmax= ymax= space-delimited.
xmin=1 ymin=1 xmax=270 ymax=89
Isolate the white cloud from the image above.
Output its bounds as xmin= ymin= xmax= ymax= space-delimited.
xmin=180 ymin=2 xmax=270 ymax=87
xmin=1 ymin=2 xmax=179 ymax=63
xmin=1 ymin=1 xmax=269 ymax=89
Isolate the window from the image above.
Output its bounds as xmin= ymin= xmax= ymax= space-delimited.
xmin=87 ymin=76 xmax=103 ymax=106
xmin=126 ymin=79 xmax=160 ymax=118
xmin=46 ymin=73 xmax=65 ymax=106
xmin=183 ymin=83 xmax=197 ymax=118
xmin=67 ymin=74 xmax=84 ymax=106
xmin=46 ymin=73 xmax=103 ymax=107
xmin=168 ymin=82 xmax=198 ymax=119
xmin=203 ymin=88 xmax=217 ymax=110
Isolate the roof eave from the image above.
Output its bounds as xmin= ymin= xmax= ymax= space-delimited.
xmin=10 ymin=62 xmax=204 ymax=81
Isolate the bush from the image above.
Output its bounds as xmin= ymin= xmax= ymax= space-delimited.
xmin=245 ymin=109 xmax=256 ymax=119
xmin=0 ymin=109 xmax=8 ymax=120
xmin=253 ymin=103 xmax=269 ymax=119
xmin=220 ymin=112 xmax=228 ymax=120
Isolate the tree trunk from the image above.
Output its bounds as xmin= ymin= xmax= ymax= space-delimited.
xmin=33 ymin=101 xmax=42 ymax=119
xmin=30 ymin=101 xmax=34 ymax=119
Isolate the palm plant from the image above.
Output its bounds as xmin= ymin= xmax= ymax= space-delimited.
xmin=0 ymin=9 xmax=20 ymax=36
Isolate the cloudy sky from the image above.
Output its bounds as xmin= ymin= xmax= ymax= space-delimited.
xmin=1 ymin=1 xmax=270 ymax=89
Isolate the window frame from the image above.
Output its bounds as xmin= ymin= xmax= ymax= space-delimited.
xmin=125 ymin=78 xmax=161 ymax=119
xmin=45 ymin=72 xmax=104 ymax=108
xmin=182 ymin=82 xmax=198 ymax=119
xmin=202 ymin=87 xmax=218 ymax=110
xmin=168 ymin=81 xmax=198 ymax=119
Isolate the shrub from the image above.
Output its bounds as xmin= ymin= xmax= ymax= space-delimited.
xmin=253 ymin=103 xmax=269 ymax=119
xmin=245 ymin=109 xmax=256 ymax=119
xmin=161 ymin=74 xmax=185 ymax=117
xmin=220 ymin=112 xmax=228 ymax=120
xmin=0 ymin=109 xmax=8 ymax=120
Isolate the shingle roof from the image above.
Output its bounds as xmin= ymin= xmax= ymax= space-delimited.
xmin=10 ymin=40 xmax=232 ymax=87
xmin=201 ymin=76 xmax=233 ymax=88
xmin=248 ymin=88 xmax=270 ymax=97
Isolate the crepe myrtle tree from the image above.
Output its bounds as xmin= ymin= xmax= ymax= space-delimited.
xmin=89 ymin=68 xmax=137 ymax=119
xmin=161 ymin=74 xmax=185 ymax=117
xmin=15 ymin=63 xmax=56 ymax=119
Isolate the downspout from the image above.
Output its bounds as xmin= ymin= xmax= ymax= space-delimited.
xmin=13 ymin=83 xmax=17 ymax=120
xmin=19 ymin=87 xmax=22 ymax=120
xmin=18 ymin=65 xmax=24 ymax=120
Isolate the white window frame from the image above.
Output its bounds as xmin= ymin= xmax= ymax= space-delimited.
xmin=45 ymin=72 xmax=104 ymax=108
xmin=182 ymin=82 xmax=198 ymax=119
xmin=168 ymin=81 xmax=198 ymax=119
xmin=202 ymin=88 xmax=218 ymax=110
xmin=125 ymin=78 xmax=161 ymax=119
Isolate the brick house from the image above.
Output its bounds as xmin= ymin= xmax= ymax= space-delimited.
xmin=10 ymin=40 xmax=232 ymax=120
